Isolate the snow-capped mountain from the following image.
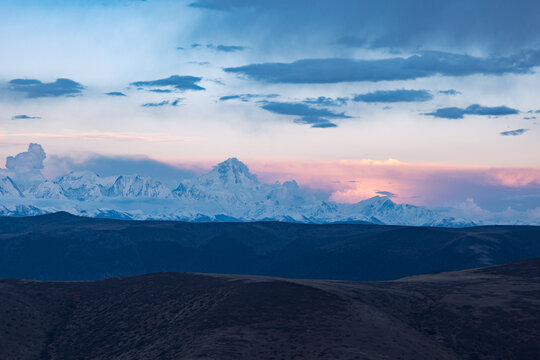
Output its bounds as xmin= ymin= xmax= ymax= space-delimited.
xmin=54 ymin=171 xmax=113 ymax=201
xmin=174 ymin=158 xmax=266 ymax=201
xmin=25 ymin=181 xmax=66 ymax=200
xmin=340 ymin=196 xmax=445 ymax=226
xmin=172 ymin=159 xmax=344 ymax=222
xmin=0 ymin=176 xmax=23 ymax=197
xmin=108 ymin=175 xmax=172 ymax=199
xmin=0 ymin=157 xmax=479 ymax=226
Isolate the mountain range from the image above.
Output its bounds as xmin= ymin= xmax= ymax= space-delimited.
xmin=0 ymin=157 xmax=478 ymax=226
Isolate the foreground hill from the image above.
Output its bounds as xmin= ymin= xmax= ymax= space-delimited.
xmin=1 ymin=258 xmax=539 ymax=360
xmin=1 ymin=213 xmax=540 ymax=281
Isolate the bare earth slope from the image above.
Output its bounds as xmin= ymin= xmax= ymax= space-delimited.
xmin=1 ymin=258 xmax=539 ymax=360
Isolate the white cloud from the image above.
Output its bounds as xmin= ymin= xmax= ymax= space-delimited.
xmin=3 ymin=142 xmax=46 ymax=188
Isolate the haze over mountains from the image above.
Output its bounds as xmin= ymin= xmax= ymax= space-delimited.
xmin=1 ymin=144 xmax=538 ymax=226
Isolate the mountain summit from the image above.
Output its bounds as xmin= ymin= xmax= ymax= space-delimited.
xmin=201 ymin=158 xmax=259 ymax=188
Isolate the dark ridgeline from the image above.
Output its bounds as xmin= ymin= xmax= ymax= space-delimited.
xmin=1 ymin=258 xmax=539 ymax=359
xmin=0 ymin=212 xmax=540 ymax=281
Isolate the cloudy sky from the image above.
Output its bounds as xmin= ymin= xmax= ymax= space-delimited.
xmin=1 ymin=0 xmax=539 ymax=211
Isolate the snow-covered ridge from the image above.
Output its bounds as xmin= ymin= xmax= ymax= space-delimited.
xmin=0 ymin=157 xmax=476 ymax=226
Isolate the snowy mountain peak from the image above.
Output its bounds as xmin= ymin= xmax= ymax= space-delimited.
xmin=0 ymin=176 xmax=23 ymax=197
xmin=54 ymin=171 xmax=112 ymax=201
xmin=56 ymin=170 xmax=100 ymax=183
xmin=108 ymin=175 xmax=172 ymax=199
xmin=26 ymin=181 xmax=65 ymax=199
xmin=203 ymin=157 xmax=259 ymax=187
xmin=358 ymin=195 xmax=395 ymax=208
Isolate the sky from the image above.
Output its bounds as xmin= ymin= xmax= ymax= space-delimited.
xmin=0 ymin=0 xmax=539 ymax=211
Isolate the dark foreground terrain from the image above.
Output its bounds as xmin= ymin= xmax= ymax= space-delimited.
xmin=1 ymin=212 xmax=540 ymax=281
xmin=1 ymin=258 xmax=539 ymax=360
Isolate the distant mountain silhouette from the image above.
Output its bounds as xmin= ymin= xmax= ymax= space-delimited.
xmin=1 ymin=257 xmax=539 ymax=359
xmin=1 ymin=212 xmax=540 ymax=281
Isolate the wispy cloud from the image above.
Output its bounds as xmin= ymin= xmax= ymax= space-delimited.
xmin=425 ymin=104 xmax=519 ymax=119
xmin=224 ymin=50 xmax=540 ymax=83
xmin=353 ymin=89 xmax=433 ymax=103
xmin=260 ymin=101 xmax=350 ymax=128
xmin=438 ymin=89 xmax=461 ymax=95
xmin=0 ymin=132 xmax=195 ymax=143
xmin=11 ymin=115 xmax=41 ymax=120
xmin=219 ymin=93 xmax=278 ymax=102
xmin=206 ymin=43 xmax=246 ymax=52
xmin=500 ymin=128 xmax=528 ymax=136
xmin=141 ymin=99 xmax=182 ymax=107
xmin=131 ymin=75 xmax=204 ymax=91
xmin=375 ymin=190 xmax=397 ymax=198
xmin=8 ymin=78 xmax=84 ymax=98
xmin=148 ymin=89 xmax=173 ymax=93
xmin=303 ymin=96 xmax=348 ymax=107
xmin=105 ymin=92 xmax=126 ymax=97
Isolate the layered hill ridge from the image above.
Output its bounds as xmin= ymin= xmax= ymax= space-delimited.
xmin=0 ymin=157 xmax=471 ymax=226
xmin=1 ymin=213 xmax=540 ymax=281
xmin=1 ymin=257 xmax=539 ymax=360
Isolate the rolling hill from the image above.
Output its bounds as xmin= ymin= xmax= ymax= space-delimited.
xmin=1 ymin=258 xmax=539 ymax=359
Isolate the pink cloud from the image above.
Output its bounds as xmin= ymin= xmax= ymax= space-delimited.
xmin=243 ymin=159 xmax=540 ymax=207
xmin=0 ymin=132 xmax=195 ymax=143
xmin=487 ymin=168 xmax=540 ymax=187
xmin=141 ymin=156 xmax=540 ymax=209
